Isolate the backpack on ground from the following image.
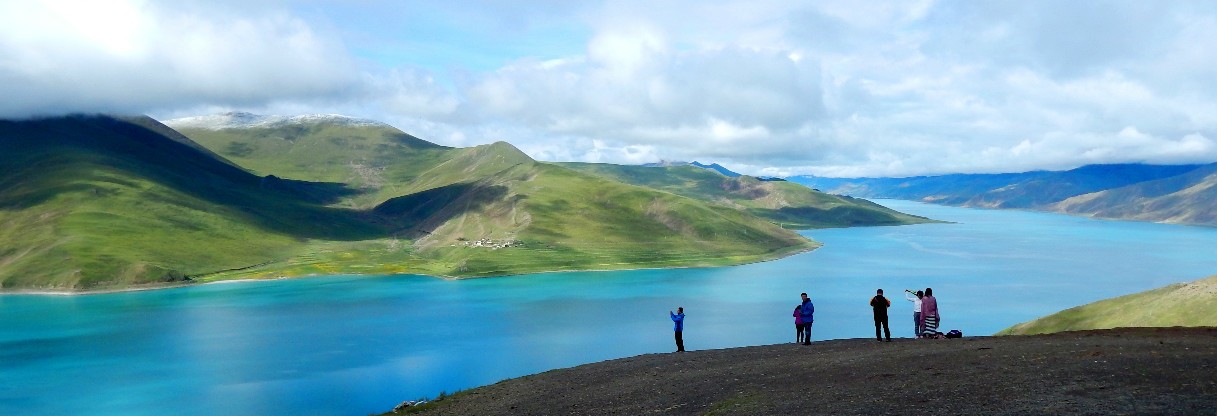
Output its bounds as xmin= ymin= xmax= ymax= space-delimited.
xmin=945 ymin=329 xmax=963 ymax=339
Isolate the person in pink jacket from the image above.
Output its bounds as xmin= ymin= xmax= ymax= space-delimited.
xmin=920 ymin=287 xmax=940 ymax=338
xmin=793 ymin=305 xmax=806 ymax=344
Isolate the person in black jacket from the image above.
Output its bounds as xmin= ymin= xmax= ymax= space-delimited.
xmin=870 ymin=289 xmax=891 ymax=342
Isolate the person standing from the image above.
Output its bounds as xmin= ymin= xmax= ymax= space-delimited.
xmin=920 ymin=288 xmax=940 ymax=338
xmin=670 ymin=307 xmax=686 ymax=352
xmin=799 ymin=293 xmax=815 ymax=345
xmin=792 ymin=305 xmax=805 ymax=344
xmin=870 ymin=289 xmax=892 ymax=342
xmin=905 ymin=289 xmax=924 ymax=337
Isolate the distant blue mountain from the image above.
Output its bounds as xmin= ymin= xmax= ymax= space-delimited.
xmin=1051 ymin=163 xmax=1217 ymax=226
xmin=690 ymin=161 xmax=741 ymax=177
xmin=787 ymin=163 xmax=1217 ymax=225
xmin=789 ymin=163 xmax=1203 ymax=207
xmin=641 ymin=160 xmax=742 ymax=177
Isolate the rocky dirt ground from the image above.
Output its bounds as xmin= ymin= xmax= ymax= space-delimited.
xmin=390 ymin=327 xmax=1217 ymax=415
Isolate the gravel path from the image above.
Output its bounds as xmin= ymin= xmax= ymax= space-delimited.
xmin=391 ymin=327 xmax=1217 ymax=415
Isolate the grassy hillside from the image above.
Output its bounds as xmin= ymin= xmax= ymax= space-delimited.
xmin=167 ymin=117 xmax=458 ymax=208
xmin=171 ymin=118 xmax=817 ymax=280
xmin=998 ymin=275 xmax=1217 ymax=335
xmin=365 ymin=162 xmax=816 ymax=278
xmin=0 ymin=114 xmax=821 ymax=289
xmin=559 ymin=163 xmax=935 ymax=229
xmin=0 ymin=115 xmax=384 ymax=289
xmin=1050 ymin=163 xmax=1217 ymax=225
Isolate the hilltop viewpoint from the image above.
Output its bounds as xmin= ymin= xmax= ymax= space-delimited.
xmin=387 ymin=328 xmax=1217 ymax=415
xmin=389 ymin=275 xmax=1217 ymax=415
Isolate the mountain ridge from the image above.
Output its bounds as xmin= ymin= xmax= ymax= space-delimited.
xmin=166 ymin=111 xmax=391 ymax=130
xmin=788 ymin=163 xmax=1217 ymax=226
xmin=559 ymin=162 xmax=934 ymax=229
xmin=1050 ymin=163 xmax=1217 ymax=225
xmin=5 ymin=113 xmax=869 ymax=289
xmin=640 ymin=160 xmax=742 ymax=177
xmin=0 ymin=114 xmax=382 ymax=289
xmin=177 ymin=123 xmax=822 ymax=280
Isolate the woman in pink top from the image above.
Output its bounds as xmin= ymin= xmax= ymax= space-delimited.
xmin=920 ymin=287 xmax=940 ymax=338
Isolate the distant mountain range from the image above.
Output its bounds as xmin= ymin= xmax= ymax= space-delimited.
xmin=561 ymin=162 xmax=931 ymax=229
xmin=0 ymin=113 xmax=929 ymax=290
xmin=788 ymin=163 xmax=1217 ymax=226
xmin=641 ymin=160 xmax=742 ymax=177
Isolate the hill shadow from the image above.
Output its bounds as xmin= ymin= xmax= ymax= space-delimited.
xmin=374 ymin=183 xmax=509 ymax=237
xmin=258 ymin=175 xmax=363 ymax=205
xmin=0 ymin=116 xmax=383 ymax=240
xmin=760 ymin=206 xmax=907 ymax=228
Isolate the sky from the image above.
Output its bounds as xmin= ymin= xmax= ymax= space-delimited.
xmin=2 ymin=0 xmax=1216 ymax=177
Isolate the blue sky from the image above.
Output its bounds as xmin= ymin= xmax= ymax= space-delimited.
xmin=2 ymin=0 xmax=1216 ymax=177
xmin=297 ymin=2 xmax=589 ymax=72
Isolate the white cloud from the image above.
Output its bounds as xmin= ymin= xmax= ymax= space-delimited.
xmin=360 ymin=69 xmax=460 ymax=119
xmin=460 ymin=26 xmax=826 ymax=163
xmin=3 ymin=0 xmax=1216 ymax=178
xmin=0 ymin=0 xmax=358 ymax=117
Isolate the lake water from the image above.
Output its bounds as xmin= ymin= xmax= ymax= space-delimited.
xmin=2 ymin=200 xmax=1216 ymax=415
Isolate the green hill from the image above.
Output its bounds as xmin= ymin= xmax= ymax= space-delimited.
xmin=559 ymin=162 xmax=935 ymax=228
xmin=0 ymin=115 xmax=383 ymax=289
xmin=371 ymin=162 xmax=815 ymax=278
xmin=1 ymin=114 xmax=821 ymax=290
xmin=998 ymin=275 xmax=1217 ymax=335
xmin=165 ymin=113 xmax=460 ymax=208
xmin=168 ymin=114 xmax=817 ymax=279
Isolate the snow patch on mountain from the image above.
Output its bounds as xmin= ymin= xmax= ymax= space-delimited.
xmin=163 ymin=112 xmax=390 ymax=130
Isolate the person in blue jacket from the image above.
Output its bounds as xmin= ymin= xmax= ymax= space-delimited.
xmin=799 ymin=293 xmax=815 ymax=345
xmin=670 ymin=307 xmax=686 ymax=352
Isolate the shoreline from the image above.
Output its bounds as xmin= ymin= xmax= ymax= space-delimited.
xmin=0 ymin=282 xmax=197 ymax=296
xmin=0 ymin=243 xmax=820 ymax=296
xmin=428 ymin=241 xmax=820 ymax=281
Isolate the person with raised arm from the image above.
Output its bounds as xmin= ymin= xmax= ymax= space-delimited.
xmin=905 ymin=289 xmax=924 ymax=337
xmin=670 ymin=307 xmax=686 ymax=352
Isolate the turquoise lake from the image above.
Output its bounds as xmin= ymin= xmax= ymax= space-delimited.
xmin=2 ymin=200 xmax=1216 ymax=415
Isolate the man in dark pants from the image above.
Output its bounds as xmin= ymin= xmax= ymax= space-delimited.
xmin=799 ymin=293 xmax=815 ymax=345
xmin=670 ymin=307 xmax=686 ymax=352
xmin=870 ymin=289 xmax=891 ymax=342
